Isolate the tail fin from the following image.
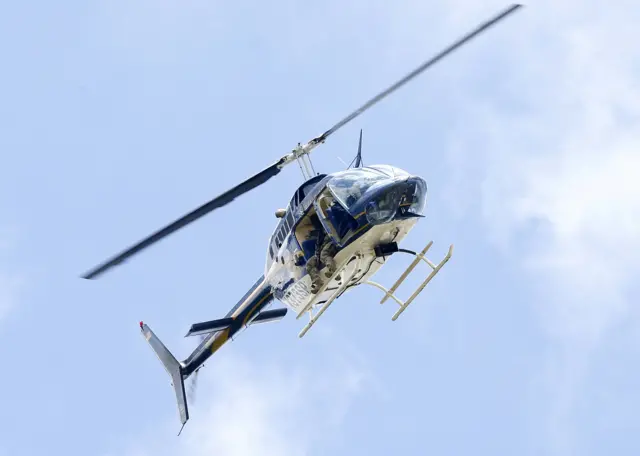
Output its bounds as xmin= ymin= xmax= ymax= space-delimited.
xmin=139 ymin=322 xmax=189 ymax=432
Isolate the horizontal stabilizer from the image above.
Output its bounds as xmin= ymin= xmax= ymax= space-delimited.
xmin=140 ymin=322 xmax=189 ymax=428
xmin=185 ymin=317 xmax=234 ymax=337
xmin=250 ymin=308 xmax=288 ymax=325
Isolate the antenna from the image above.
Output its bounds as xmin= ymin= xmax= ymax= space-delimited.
xmin=349 ymin=129 xmax=364 ymax=168
xmin=355 ymin=129 xmax=363 ymax=167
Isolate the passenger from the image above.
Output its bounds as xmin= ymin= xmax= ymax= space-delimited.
xmin=305 ymin=214 xmax=340 ymax=294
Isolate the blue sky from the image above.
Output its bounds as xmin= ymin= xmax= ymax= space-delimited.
xmin=1 ymin=1 xmax=640 ymax=455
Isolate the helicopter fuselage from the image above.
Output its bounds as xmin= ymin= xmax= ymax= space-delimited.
xmin=176 ymin=164 xmax=428 ymax=377
xmin=264 ymin=164 xmax=428 ymax=317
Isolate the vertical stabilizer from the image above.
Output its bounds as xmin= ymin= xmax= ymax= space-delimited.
xmin=140 ymin=322 xmax=189 ymax=432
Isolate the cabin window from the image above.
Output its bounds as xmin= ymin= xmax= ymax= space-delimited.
xmin=286 ymin=212 xmax=294 ymax=230
xmin=293 ymin=206 xmax=319 ymax=251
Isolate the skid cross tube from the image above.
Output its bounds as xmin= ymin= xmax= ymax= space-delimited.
xmin=364 ymin=242 xmax=453 ymax=320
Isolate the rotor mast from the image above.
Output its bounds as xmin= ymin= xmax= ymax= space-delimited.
xmin=290 ymin=142 xmax=319 ymax=180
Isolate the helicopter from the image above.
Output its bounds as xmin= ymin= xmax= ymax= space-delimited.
xmin=81 ymin=4 xmax=522 ymax=431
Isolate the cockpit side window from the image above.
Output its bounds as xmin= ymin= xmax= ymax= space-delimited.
xmin=314 ymin=189 xmax=358 ymax=246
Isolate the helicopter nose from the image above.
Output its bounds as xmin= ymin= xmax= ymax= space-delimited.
xmin=404 ymin=176 xmax=427 ymax=216
xmin=363 ymin=181 xmax=408 ymax=225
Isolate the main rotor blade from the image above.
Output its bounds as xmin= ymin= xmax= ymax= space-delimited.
xmin=313 ymin=3 xmax=523 ymax=143
xmin=82 ymin=160 xmax=283 ymax=279
xmin=81 ymin=4 xmax=522 ymax=280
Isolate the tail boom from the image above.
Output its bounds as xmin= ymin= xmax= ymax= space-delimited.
xmin=138 ymin=277 xmax=277 ymax=430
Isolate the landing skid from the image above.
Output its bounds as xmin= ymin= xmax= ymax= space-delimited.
xmin=295 ymin=240 xmax=452 ymax=337
xmin=365 ymin=241 xmax=453 ymax=320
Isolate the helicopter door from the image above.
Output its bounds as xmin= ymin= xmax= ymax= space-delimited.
xmin=313 ymin=191 xmax=354 ymax=247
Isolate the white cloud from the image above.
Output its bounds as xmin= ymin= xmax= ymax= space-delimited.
xmin=467 ymin=3 xmax=640 ymax=342
xmin=350 ymin=0 xmax=640 ymax=342
xmin=436 ymin=3 xmax=640 ymax=453
xmin=111 ymin=342 xmax=369 ymax=456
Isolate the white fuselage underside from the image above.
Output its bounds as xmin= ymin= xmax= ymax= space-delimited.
xmin=266 ymin=217 xmax=419 ymax=316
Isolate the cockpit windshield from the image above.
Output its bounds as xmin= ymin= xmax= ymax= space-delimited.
xmin=327 ymin=169 xmax=389 ymax=210
xmin=366 ymin=165 xmax=410 ymax=178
